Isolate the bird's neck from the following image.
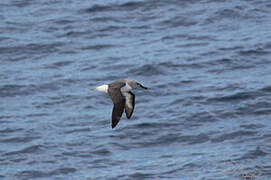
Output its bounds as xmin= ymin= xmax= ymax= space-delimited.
xmin=121 ymin=83 xmax=132 ymax=92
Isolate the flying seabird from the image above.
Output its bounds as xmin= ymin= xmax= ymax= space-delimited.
xmin=93 ymin=79 xmax=148 ymax=128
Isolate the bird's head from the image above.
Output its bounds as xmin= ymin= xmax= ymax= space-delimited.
xmin=128 ymin=80 xmax=148 ymax=90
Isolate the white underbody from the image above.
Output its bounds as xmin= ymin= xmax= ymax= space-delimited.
xmin=122 ymin=92 xmax=133 ymax=109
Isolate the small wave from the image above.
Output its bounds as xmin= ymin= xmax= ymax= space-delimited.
xmin=5 ymin=145 xmax=43 ymax=156
xmin=254 ymin=108 xmax=271 ymax=115
xmin=0 ymin=128 xmax=24 ymax=133
xmin=17 ymin=168 xmax=76 ymax=180
xmin=0 ymin=84 xmax=33 ymax=97
xmin=176 ymin=42 xmax=209 ymax=48
xmin=64 ymin=31 xmax=89 ymax=38
xmin=215 ymin=8 xmax=242 ymax=19
xmin=263 ymin=42 xmax=271 ymax=49
xmin=240 ymin=146 xmax=267 ymax=159
xmin=128 ymin=64 xmax=166 ymax=76
xmin=131 ymin=132 xmax=210 ymax=147
xmin=155 ymin=133 xmax=210 ymax=146
xmin=209 ymin=58 xmax=233 ymax=65
xmin=158 ymin=16 xmax=197 ymax=28
xmin=211 ymin=130 xmax=257 ymax=143
xmin=84 ymin=4 xmax=111 ymax=13
xmin=134 ymin=122 xmax=160 ymax=129
xmin=10 ymin=0 xmax=34 ymax=8
xmin=17 ymin=170 xmax=48 ymax=179
xmin=205 ymin=8 xmax=244 ymax=24
xmin=44 ymin=60 xmax=73 ymax=69
xmin=219 ymin=46 xmax=243 ymax=51
xmin=161 ymin=34 xmax=186 ymax=41
xmin=0 ymin=79 xmax=81 ymax=98
xmin=99 ymin=25 xmax=123 ymax=33
xmin=83 ymin=1 xmax=145 ymax=13
xmin=118 ymin=1 xmax=145 ymax=10
xmin=92 ymin=148 xmax=111 ymax=156
xmin=0 ymin=37 xmax=10 ymax=42
xmin=208 ymin=91 xmax=259 ymax=103
xmin=53 ymin=168 xmax=77 ymax=174
xmin=128 ymin=172 xmax=154 ymax=179
xmin=64 ymin=127 xmax=91 ymax=134
xmin=26 ymin=113 xmax=49 ymax=118
xmin=62 ymin=150 xmax=93 ymax=158
xmin=240 ymin=124 xmax=265 ymax=130
xmin=54 ymin=19 xmax=75 ymax=25
xmin=90 ymin=17 xmax=120 ymax=23
xmin=0 ymin=136 xmax=37 ymax=143
xmin=261 ymin=85 xmax=271 ymax=92
xmin=106 ymin=142 xmax=129 ymax=151
xmin=1 ymin=43 xmax=64 ymax=59
xmin=187 ymin=111 xmax=218 ymax=123
xmin=81 ymin=44 xmax=117 ymax=51
xmin=238 ymin=49 xmax=270 ymax=56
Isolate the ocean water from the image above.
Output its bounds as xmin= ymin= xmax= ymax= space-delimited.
xmin=1 ymin=0 xmax=271 ymax=179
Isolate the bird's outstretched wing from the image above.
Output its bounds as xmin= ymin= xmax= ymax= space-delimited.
xmin=111 ymin=101 xmax=125 ymax=128
xmin=108 ymin=85 xmax=126 ymax=128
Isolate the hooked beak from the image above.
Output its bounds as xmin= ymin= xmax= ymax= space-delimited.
xmin=139 ymin=84 xmax=148 ymax=89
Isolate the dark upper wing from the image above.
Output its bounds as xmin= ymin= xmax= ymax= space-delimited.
xmin=109 ymin=80 xmax=126 ymax=89
xmin=108 ymin=85 xmax=125 ymax=128
xmin=123 ymin=92 xmax=135 ymax=119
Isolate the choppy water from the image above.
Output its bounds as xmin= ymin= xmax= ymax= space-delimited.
xmin=1 ymin=0 xmax=271 ymax=179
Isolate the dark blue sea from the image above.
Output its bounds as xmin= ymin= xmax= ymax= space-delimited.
xmin=1 ymin=0 xmax=271 ymax=179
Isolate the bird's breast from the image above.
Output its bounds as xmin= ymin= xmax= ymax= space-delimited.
xmin=121 ymin=83 xmax=132 ymax=92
